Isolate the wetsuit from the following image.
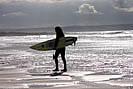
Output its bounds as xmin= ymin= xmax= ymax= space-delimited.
xmin=54 ymin=28 xmax=67 ymax=72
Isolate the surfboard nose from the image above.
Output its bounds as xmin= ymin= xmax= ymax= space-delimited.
xmin=30 ymin=45 xmax=34 ymax=49
xmin=30 ymin=45 xmax=41 ymax=51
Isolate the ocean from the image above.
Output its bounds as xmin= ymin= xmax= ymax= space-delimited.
xmin=0 ymin=30 xmax=133 ymax=88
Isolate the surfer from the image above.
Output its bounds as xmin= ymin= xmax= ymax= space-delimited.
xmin=53 ymin=26 xmax=67 ymax=72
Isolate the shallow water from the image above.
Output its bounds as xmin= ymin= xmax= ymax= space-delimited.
xmin=0 ymin=30 xmax=133 ymax=88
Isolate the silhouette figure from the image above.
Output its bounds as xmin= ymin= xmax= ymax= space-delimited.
xmin=53 ymin=26 xmax=67 ymax=72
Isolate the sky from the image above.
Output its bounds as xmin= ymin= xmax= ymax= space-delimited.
xmin=0 ymin=0 xmax=133 ymax=28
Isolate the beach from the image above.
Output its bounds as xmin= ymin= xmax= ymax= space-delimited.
xmin=0 ymin=30 xmax=133 ymax=89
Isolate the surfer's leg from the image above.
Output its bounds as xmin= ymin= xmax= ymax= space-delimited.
xmin=61 ymin=48 xmax=67 ymax=72
xmin=53 ymin=50 xmax=60 ymax=71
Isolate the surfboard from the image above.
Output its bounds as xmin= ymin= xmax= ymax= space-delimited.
xmin=30 ymin=37 xmax=77 ymax=51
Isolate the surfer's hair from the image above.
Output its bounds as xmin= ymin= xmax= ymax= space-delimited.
xmin=55 ymin=26 xmax=63 ymax=33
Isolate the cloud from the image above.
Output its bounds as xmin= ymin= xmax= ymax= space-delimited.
xmin=76 ymin=4 xmax=102 ymax=15
xmin=0 ymin=0 xmax=9 ymax=3
xmin=113 ymin=0 xmax=133 ymax=12
xmin=0 ymin=0 xmax=72 ymax=3
xmin=24 ymin=0 xmax=66 ymax=3
xmin=2 ymin=12 xmax=27 ymax=17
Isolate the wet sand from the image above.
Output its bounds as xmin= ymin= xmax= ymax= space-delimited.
xmin=0 ymin=66 xmax=132 ymax=89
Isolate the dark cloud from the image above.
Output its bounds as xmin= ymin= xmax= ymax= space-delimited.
xmin=113 ymin=0 xmax=133 ymax=12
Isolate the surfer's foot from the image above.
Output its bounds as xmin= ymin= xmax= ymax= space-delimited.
xmin=61 ymin=69 xmax=67 ymax=72
xmin=53 ymin=69 xmax=59 ymax=71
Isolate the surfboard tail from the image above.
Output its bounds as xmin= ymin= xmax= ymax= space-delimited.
xmin=74 ymin=37 xmax=77 ymax=46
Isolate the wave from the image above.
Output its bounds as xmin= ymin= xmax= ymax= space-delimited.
xmin=0 ymin=32 xmax=54 ymax=36
xmin=106 ymin=31 xmax=123 ymax=34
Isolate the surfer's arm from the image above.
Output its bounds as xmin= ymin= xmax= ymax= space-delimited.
xmin=54 ymin=37 xmax=59 ymax=50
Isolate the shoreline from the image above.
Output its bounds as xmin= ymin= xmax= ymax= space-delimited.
xmin=0 ymin=29 xmax=133 ymax=36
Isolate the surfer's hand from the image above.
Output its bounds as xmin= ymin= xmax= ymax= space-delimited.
xmin=53 ymin=47 xmax=56 ymax=50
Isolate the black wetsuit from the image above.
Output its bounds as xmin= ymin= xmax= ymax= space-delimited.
xmin=54 ymin=29 xmax=67 ymax=71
